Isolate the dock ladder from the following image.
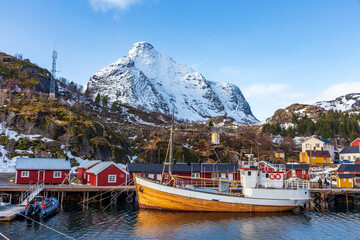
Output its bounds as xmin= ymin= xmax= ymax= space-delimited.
xmin=19 ymin=181 xmax=45 ymax=205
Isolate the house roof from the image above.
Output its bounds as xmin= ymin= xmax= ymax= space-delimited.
xmin=78 ymin=160 xmax=101 ymax=169
xmin=337 ymin=164 xmax=360 ymax=172
xmin=340 ymin=146 xmax=360 ymax=154
xmin=314 ymin=136 xmax=334 ymax=145
xmin=86 ymin=161 xmax=128 ymax=175
xmin=350 ymin=138 xmax=360 ymax=145
xmin=305 ymin=150 xmax=331 ymax=157
xmin=275 ymin=149 xmax=284 ymax=153
xmin=127 ymin=163 xmax=239 ymax=174
xmin=16 ymin=158 xmax=71 ymax=170
xmin=286 ymin=164 xmax=309 ymax=170
xmin=338 ymin=174 xmax=356 ymax=179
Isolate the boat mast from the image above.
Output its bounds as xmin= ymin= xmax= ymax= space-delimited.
xmin=160 ymin=109 xmax=174 ymax=184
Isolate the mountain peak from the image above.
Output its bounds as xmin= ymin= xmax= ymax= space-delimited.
xmin=87 ymin=42 xmax=258 ymax=124
xmin=128 ymin=41 xmax=157 ymax=58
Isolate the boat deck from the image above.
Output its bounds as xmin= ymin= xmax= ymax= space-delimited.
xmin=0 ymin=206 xmax=25 ymax=221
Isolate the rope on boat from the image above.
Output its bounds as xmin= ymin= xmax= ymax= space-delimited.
xmin=78 ymin=179 xmax=135 ymax=205
xmin=0 ymin=232 xmax=10 ymax=240
xmin=18 ymin=213 xmax=76 ymax=240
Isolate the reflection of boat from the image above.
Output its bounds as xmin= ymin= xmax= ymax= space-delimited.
xmin=134 ymin=210 xmax=305 ymax=239
xmin=20 ymin=197 xmax=59 ymax=218
xmin=134 ymin=114 xmax=311 ymax=212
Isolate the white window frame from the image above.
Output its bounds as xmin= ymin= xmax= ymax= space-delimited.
xmin=315 ymin=143 xmax=320 ymax=148
xmin=164 ymin=174 xmax=169 ymax=180
xmin=53 ymin=171 xmax=62 ymax=178
xmin=305 ymin=144 xmax=310 ymax=149
xmin=87 ymin=174 xmax=90 ymax=182
xmin=21 ymin=171 xmax=29 ymax=178
xmin=148 ymin=174 xmax=154 ymax=179
xmin=212 ymin=173 xmax=219 ymax=179
xmin=108 ymin=175 xmax=116 ymax=183
xmin=192 ymin=173 xmax=200 ymax=178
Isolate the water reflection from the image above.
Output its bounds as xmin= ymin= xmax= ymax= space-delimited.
xmin=134 ymin=210 xmax=308 ymax=240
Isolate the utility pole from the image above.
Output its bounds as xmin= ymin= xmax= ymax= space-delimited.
xmin=49 ymin=46 xmax=58 ymax=99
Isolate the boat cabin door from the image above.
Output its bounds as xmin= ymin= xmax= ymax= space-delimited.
xmin=38 ymin=170 xmax=45 ymax=182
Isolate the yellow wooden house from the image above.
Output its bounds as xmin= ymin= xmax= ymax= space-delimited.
xmin=336 ymin=174 xmax=355 ymax=188
xmin=300 ymin=150 xmax=331 ymax=164
xmin=274 ymin=150 xmax=285 ymax=159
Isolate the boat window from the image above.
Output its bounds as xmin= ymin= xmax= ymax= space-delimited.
xmin=248 ymin=171 xmax=251 ymax=176
xmin=21 ymin=171 xmax=29 ymax=177
xmin=108 ymin=175 xmax=116 ymax=183
xmin=192 ymin=173 xmax=200 ymax=178
xmin=53 ymin=171 xmax=62 ymax=178
xmin=266 ymin=173 xmax=269 ymax=178
xmin=212 ymin=173 xmax=219 ymax=179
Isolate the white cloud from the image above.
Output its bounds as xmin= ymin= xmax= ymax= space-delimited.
xmin=245 ymin=81 xmax=360 ymax=121
xmin=89 ymin=0 xmax=142 ymax=11
xmin=314 ymin=82 xmax=360 ymax=102
xmin=243 ymin=83 xmax=287 ymax=98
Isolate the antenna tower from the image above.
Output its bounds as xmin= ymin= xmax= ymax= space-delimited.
xmin=49 ymin=46 xmax=57 ymax=99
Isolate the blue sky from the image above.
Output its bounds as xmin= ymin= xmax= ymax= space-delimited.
xmin=1 ymin=0 xmax=360 ymax=120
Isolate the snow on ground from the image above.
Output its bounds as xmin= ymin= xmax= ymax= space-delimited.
xmin=129 ymin=155 xmax=137 ymax=163
xmin=61 ymin=145 xmax=89 ymax=173
xmin=0 ymin=123 xmax=54 ymax=142
xmin=0 ymin=145 xmax=16 ymax=173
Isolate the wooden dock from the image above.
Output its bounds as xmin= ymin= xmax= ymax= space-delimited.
xmin=0 ymin=205 xmax=25 ymax=221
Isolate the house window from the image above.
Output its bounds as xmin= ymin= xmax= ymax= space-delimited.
xmin=305 ymin=144 xmax=310 ymax=149
xmin=21 ymin=171 xmax=29 ymax=178
xmin=315 ymin=144 xmax=320 ymax=148
xmin=87 ymin=175 xmax=90 ymax=182
xmin=343 ymin=179 xmax=346 ymax=182
xmin=247 ymin=171 xmax=252 ymax=176
xmin=324 ymin=159 xmax=327 ymax=163
xmin=148 ymin=174 xmax=154 ymax=179
xmin=354 ymin=156 xmax=356 ymax=160
xmin=164 ymin=174 xmax=169 ymax=179
xmin=212 ymin=173 xmax=219 ymax=179
xmin=108 ymin=175 xmax=116 ymax=183
xmin=192 ymin=173 xmax=200 ymax=178
xmin=341 ymin=156 xmax=344 ymax=160
xmin=53 ymin=171 xmax=61 ymax=178
xmin=302 ymin=170 xmax=306 ymax=175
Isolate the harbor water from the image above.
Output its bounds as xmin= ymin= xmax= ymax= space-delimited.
xmin=0 ymin=205 xmax=359 ymax=240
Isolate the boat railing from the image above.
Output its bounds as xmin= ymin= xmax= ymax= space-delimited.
xmin=285 ymin=180 xmax=310 ymax=190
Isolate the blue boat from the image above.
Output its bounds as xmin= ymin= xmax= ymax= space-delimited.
xmin=21 ymin=197 xmax=59 ymax=218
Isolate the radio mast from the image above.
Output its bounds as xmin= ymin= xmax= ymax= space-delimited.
xmin=49 ymin=46 xmax=57 ymax=99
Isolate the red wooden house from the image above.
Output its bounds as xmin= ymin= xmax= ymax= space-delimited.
xmin=127 ymin=163 xmax=240 ymax=185
xmin=285 ymin=164 xmax=309 ymax=180
xmin=15 ymin=158 xmax=71 ymax=184
xmin=77 ymin=160 xmax=101 ymax=183
xmin=85 ymin=162 xmax=129 ymax=187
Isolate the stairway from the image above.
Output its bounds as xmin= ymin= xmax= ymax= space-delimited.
xmin=19 ymin=181 xmax=45 ymax=205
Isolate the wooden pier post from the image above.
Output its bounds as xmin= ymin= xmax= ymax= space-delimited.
xmin=346 ymin=194 xmax=349 ymax=211
xmin=86 ymin=192 xmax=89 ymax=210
xmin=82 ymin=192 xmax=86 ymax=210
xmin=100 ymin=191 xmax=102 ymax=208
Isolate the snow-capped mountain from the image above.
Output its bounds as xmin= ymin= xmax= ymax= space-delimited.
xmin=314 ymin=93 xmax=360 ymax=112
xmin=87 ymin=42 xmax=258 ymax=123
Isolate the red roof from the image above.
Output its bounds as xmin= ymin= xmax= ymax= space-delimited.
xmin=306 ymin=150 xmax=330 ymax=158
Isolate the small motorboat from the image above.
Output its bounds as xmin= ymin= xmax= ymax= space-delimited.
xmin=21 ymin=197 xmax=59 ymax=218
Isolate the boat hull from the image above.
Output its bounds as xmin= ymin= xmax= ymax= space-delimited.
xmin=135 ymin=175 xmax=309 ymax=212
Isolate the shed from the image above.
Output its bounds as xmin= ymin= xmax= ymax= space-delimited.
xmin=285 ymin=164 xmax=309 ymax=180
xmin=15 ymin=158 xmax=71 ymax=184
xmin=77 ymin=160 xmax=101 ymax=183
xmin=85 ymin=162 xmax=129 ymax=187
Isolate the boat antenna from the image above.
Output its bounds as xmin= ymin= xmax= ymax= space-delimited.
xmin=160 ymin=109 xmax=175 ymax=184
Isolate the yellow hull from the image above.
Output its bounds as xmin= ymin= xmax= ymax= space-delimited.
xmin=135 ymin=176 xmax=297 ymax=212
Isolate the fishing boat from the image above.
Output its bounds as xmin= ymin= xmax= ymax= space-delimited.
xmin=134 ymin=114 xmax=311 ymax=212
xmin=21 ymin=196 xmax=59 ymax=218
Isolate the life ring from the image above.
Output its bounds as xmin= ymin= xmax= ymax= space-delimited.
xmin=126 ymin=196 xmax=133 ymax=204
xmin=269 ymin=174 xmax=275 ymax=180
xmin=275 ymin=174 xmax=281 ymax=180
